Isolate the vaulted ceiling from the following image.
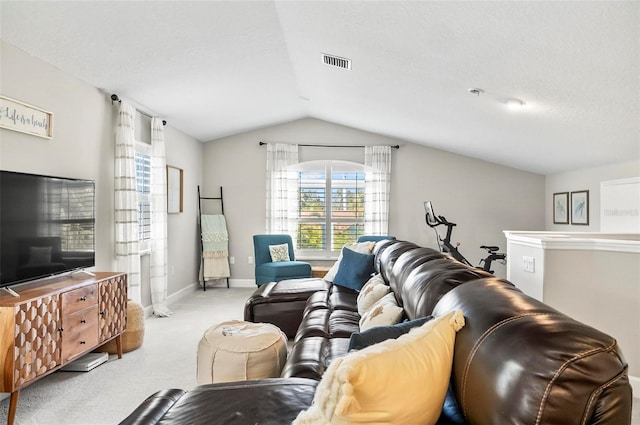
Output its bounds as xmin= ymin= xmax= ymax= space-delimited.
xmin=1 ymin=1 xmax=638 ymax=175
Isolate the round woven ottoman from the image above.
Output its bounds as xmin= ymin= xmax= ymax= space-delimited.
xmin=196 ymin=320 xmax=287 ymax=384
xmin=100 ymin=299 xmax=145 ymax=354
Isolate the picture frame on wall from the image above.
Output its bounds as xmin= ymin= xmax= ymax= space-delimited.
xmin=167 ymin=165 xmax=183 ymax=214
xmin=553 ymin=192 xmax=569 ymax=224
xmin=571 ymin=190 xmax=589 ymax=225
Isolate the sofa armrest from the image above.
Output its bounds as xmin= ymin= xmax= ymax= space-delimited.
xmin=119 ymin=389 xmax=188 ymax=425
xmin=120 ymin=379 xmax=318 ymax=425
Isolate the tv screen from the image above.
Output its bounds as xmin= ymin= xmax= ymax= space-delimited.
xmin=0 ymin=170 xmax=95 ymax=288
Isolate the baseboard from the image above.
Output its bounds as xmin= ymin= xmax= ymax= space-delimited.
xmin=142 ymin=282 xmax=199 ymax=317
xmin=198 ymin=278 xmax=255 ymax=288
xmin=630 ymin=375 xmax=639 ymax=397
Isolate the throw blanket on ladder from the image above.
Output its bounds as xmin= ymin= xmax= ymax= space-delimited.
xmin=201 ymin=214 xmax=230 ymax=280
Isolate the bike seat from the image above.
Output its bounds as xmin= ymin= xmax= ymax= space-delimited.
xmin=480 ymin=245 xmax=500 ymax=253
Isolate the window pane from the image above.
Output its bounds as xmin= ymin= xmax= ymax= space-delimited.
xmin=297 ymin=223 xmax=325 ymax=250
xmin=332 ymin=222 xmax=365 ymax=250
xmin=135 ymin=150 xmax=152 ymax=242
xmin=138 ymin=200 xmax=151 ymax=241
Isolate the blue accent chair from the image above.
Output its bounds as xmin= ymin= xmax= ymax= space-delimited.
xmin=253 ymin=234 xmax=312 ymax=286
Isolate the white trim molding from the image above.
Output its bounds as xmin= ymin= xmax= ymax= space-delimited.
xmin=503 ymin=231 xmax=640 ymax=253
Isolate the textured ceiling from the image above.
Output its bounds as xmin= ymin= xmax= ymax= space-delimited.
xmin=1 ymin=1 xmax=638 ymax=175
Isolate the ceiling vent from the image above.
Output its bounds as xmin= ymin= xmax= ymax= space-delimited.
xmin=322 ymin=53 xmax=351 ymax=70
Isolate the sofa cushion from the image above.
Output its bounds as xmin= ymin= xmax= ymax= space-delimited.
xmin=358 ymin=292 xmax=404 ymax=331
xmin=333 ymin=247 xmax=375 ymax=291
xmin=356 ymin=274 xmax=389 ymax=315
xmin=348 ymin=315 xmax=433 ymax=351
xmin=293 ymin=310 xmax=465 ymax=425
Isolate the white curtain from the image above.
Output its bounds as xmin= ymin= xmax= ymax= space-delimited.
xmin=364 ymin=145 xmax=392 ymax=235
xmin=265 ymin=143 xmax=299 ymax=240
xmin=114 ymin=101 xmax=141 ymax=302
xmin=150 ymin=118 xmax=173 ymax=317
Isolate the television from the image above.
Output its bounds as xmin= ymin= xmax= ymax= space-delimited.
xmin=0 ymin=170 xmax=95 ymax=290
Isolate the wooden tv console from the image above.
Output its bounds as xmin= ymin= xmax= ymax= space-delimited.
xmin=0 ymin=272 xmax=127 ymax=425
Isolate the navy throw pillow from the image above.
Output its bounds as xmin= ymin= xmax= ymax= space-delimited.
xmin=333 ymin=247 xmax=375 ymax=292
xmin=348 ymin=315 xmax=433 ymax=351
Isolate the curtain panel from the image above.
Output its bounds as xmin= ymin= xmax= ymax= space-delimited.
xmin=265 ymin=143 xmax=299 ymax=241
xmin=364 ymin=145 xmax=391 ymax=235
xmin=114 ymin=101 xmax=141 ymax=302
xmin=150 ymin=118 xmax=172 ymax=317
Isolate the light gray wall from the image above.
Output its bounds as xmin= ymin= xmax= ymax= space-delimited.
xmin=545 ymin=160 xmax=640 ymax=231
xmin=203 ymin=118 xmax=545 ymax=280
xmin=0 ymin=40 xmax=203 ymax=305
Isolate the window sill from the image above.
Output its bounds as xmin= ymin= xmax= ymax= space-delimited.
xmin=297 ymin=255 xmax=338 ymax=262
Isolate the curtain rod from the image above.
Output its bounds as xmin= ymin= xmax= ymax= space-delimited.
xmin=110 ymin=94 xmax=166 ymax=126
xmin=258 ymin=141 xmax=399 ymax=149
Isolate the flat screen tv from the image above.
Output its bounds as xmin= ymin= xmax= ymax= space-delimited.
xmin=0 ymin=170 xmax=95 ymax=289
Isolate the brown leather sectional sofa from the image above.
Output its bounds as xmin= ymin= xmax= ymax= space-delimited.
xmin=120 ymin=239 xmax=633 ymax=425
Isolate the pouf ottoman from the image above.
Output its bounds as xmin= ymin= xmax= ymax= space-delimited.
xmin=196 ymin=320 xmax=288 ymax=384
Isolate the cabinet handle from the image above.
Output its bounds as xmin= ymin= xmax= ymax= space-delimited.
xmin=80 ymin=341 xmax=86 ymax=345
xmin=80 ymin=319 xmax=86 ymax=324
xmin=79 ymin=296 xmax=87 ymax=301
xmin=58 ymin=327 xmax=64 ymax=332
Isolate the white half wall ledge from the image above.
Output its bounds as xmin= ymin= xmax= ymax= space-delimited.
xmin=503 ymin=231 xmax=640 ymax=253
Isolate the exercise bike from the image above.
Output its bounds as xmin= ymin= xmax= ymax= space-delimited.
xmin=424 ymin=201 xmax=506 ymax=274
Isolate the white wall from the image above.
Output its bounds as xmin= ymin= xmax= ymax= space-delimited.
xmin=545 ymin=160 xmax=640 ymax=231
xmin=203 ymin=118 xmax=545 ymax=281
xmin=0 ymin=40 xmax=203 ymax=306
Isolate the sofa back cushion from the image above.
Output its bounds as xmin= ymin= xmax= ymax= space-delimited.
xmin=401 ymin=261 xmax=492 ymax=320
xmin=387 ymin=247 xmax=452 ymax=305
xmin=375 ymin=241 xmax=420 ymax=287
xmin=433 ymin=278 xmax=632 ymax=425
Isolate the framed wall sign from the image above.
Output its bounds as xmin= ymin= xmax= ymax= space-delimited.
xmin=571 ymin=190 xmax=589 ymax=225
xmin=553 ymin=192 xmax=569 ymax=224
xmin=0 ymin=95 xmax=53 ymax=138
xmin=167 ymin=166 xmax=183 ymax=214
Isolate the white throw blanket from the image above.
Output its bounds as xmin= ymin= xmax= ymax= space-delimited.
xmin=201 ymin=214 xmax=230 ymax=279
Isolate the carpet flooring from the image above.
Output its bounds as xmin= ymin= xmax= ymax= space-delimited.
xmin=1 ymin=286 xmax=638 ymax=424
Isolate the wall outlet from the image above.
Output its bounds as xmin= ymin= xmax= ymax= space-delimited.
xmin=248 ymin=256 xmax=254 ymax=265
xmin=522 ymin=256 xmax=535 ymax=273
xmin=229 ymin=256 xmax=235 ymax=265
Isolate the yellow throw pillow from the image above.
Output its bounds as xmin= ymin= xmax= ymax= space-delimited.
xmin=293 ymin=310 xmax=465 ymax=425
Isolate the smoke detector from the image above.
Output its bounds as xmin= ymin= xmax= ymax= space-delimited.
xmin=322 ymin=53 xmax=352 ymax=70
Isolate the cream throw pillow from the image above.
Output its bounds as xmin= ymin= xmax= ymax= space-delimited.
xmin=356 ymin=274 xmax=389 ymax=315
xmin=358 ymin=293 xmax=403 ymax=331
xmin=268 ymin=243 xmax=290 ymax=262
xmin=293 ymin=310 xmax=465 ymax=425
xmin=324 ymin=241 xmax=376 ymax=282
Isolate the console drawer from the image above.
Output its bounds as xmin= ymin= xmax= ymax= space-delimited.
xmin=62 ymin=305 xmax=99 ymax=362
xmin=62 ymin=284 xmax=98 ymax=315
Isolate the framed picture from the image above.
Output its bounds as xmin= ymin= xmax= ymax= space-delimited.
xmin=571 ymin=190 xmax=589 ymax=225
xmin=0 ymin=95 xmax=53 ymax=138
xmin=553 ymin=192 xmax=569 ymax=224
xmin=167 ymin=166 xmax=183 ymax=213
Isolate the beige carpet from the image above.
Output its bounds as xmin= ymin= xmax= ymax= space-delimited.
xmin=0 ymin=287 xmax=255 ymax=425
xmin=1 ymin=286 xmax=638 ymax=424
